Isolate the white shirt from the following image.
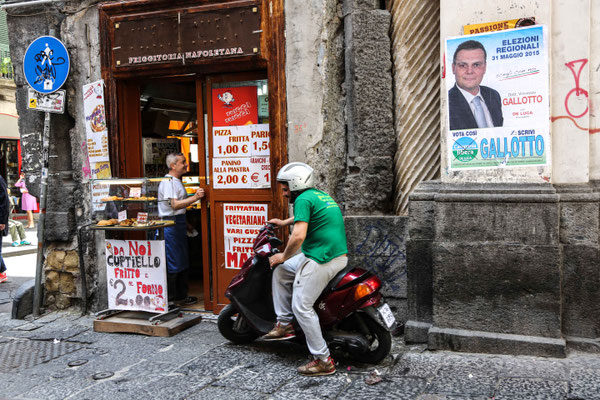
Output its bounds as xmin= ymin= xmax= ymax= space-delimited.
xmin=457 ymin=85 xmax=494 ymax=128
xmin=157 ymin=174 xmax=187 ymax=217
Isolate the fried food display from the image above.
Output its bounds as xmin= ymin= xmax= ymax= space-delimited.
xmin=118 ymin=218 xmax=135 ymax=226
xmin=123 ymin=196 xmax=157 ymax=201
xmin=96 ymin=219 xmax=118 ymax=226
xmin=101 ymin=196 xmax=124 ymax=201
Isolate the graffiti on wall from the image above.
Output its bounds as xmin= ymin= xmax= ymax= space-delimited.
xmin=550 ymin=58 xmax=600 ymax=134
xmin=81 ymin=141 xmax=92 ymax=178
xmin=353 ymin=222 xmax=406 ymax=294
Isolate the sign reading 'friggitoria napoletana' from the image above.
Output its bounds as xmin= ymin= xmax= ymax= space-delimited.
xmin=111 ymin=4 xmax=261 ymax=68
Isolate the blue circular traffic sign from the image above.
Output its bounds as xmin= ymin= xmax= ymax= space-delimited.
xmin=23 ymin=36 xmax=70 ymax=94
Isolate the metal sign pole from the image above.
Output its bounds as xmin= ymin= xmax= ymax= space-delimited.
xmin=33 ymin=111 xmax=50 ymax=317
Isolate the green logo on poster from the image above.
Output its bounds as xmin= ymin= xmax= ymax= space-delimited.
xmin=452 ymin=137 xmax=478 ymax=162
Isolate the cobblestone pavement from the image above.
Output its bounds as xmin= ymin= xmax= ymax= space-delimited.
xmin=0 ymin=311 xmax=599 ymax=399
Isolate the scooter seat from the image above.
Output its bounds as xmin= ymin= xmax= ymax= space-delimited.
xmin=323 ymin=263 xmax=355 ymax=292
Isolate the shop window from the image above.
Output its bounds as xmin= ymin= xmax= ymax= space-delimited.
xmin=139 ymin=81 xmax=198 ymax=178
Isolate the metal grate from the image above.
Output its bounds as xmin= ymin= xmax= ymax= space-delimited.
xmin=0 ymin=339 xmax=84 ymax=370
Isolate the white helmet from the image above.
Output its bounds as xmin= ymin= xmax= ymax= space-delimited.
xmin=276 ymin=162 xmax=314 ymax=192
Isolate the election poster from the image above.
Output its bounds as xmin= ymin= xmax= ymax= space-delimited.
xmin=212 ymin=124 xmax=271 ymax=189
xmin=223 ymin=203 xmax=268 ymax=269
xmin=105 ymin=239 xmax=168 ymax=313
xmin=212 ymin=86 xmax=258 ymax=127
xmin=445 ymin=25 xmax=549 ymax=170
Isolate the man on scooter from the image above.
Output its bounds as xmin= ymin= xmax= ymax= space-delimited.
xmin=264 ymin=162 xmax=348 ymax=376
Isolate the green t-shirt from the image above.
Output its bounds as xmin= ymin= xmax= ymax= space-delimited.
xmin=293 ymin=189 xmax=348 ymax=264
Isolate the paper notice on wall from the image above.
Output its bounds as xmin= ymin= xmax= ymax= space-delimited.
xmin=28 ymin=88 xmax=65 ymax=113
xmin=213 ymin=157 xmax=270 ymax=189
xmin=212 ymin=124 xmax=270 ymax=189
xmin=213 ymin=124 xmax=270 ymax=158
xmin=212 ymin=86 xmax=259 ymax=126
xmin=105 ymin=239 xmax=168 ymax=313
xmin=463 ymin=17 xmax=535 ymax=35
xmin=445 ymin=25 xmax=550 ymax=170
xmin=223 ymin=203 xmax=268 ymax=269
xmin=91 ymin=183 xmax=110 ymax=211
xmin=83 ymin=80 xmax=110 ymax=167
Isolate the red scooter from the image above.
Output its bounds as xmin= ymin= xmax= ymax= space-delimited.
xmin=218 ymin=224 xmax=396 ymax=364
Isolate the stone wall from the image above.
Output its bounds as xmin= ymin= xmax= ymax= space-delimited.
xmin=6 ymin=0 xmax=106 ymax=311
xmin=389 ymin=0 xmax=441 ymax=215
xmin=406 ymin=180 xmax=600 ymax=357
xmin=286 ymin=0 xmax=395 ymax=215
xmin=44 ymin=248 xmax=80 ymax=310
xmin=341 ymin=0 xmax=394 ymax=214
xmin=345 ymin=216 xmax=408 ymax=319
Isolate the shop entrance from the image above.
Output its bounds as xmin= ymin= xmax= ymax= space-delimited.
xmin=100 ymin=0 xmax=288 ymax=313
xmin=123 ymin=72 xmax=275 ymax=312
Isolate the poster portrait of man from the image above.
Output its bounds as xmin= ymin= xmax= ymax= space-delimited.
xmin=448 ymin=40 xmax=504 ymax=131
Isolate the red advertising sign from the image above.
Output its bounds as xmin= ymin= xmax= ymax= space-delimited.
xmin=223 ymin=203 xmax=268 ymax=269
xmin=212 ymin=86 xmax=258 ymax=127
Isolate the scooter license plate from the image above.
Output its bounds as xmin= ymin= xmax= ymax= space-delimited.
xmin=378 ymin=303 xmax=395 ymax=328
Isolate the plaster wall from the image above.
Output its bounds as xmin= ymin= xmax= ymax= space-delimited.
xmin=285 ymin=0 xmax=346 ymax=199
xmin=589 ymin=1 xmax=600 ymax=179
xmin=550 ymin=0 xmax=590 ymax=183
xmin=0 ymin=79 xmax=16 ymax=116
xmin=440 ymin=0 xmax=552 ymax=184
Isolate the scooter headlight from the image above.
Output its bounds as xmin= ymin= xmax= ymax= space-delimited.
xmin=354 ymin=282 xmax=374 ymax=300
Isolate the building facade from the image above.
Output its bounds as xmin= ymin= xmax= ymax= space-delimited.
xmin=6 ymin=0 xmax=405 ymax=316
xmin=7 ymin=0 xmax=598 ymax=358
xmin=405 ymin=0 xmax=600 ymax=357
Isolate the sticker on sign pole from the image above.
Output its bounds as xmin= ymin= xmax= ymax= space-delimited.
xmin=23 ymin=36 xmax=70 ymax=94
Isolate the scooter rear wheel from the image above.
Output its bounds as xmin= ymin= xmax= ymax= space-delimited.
xmin=217 ymin=304 xmax=260 ymax=344
xmin=351 ymin=313 xmax=392 ymax=364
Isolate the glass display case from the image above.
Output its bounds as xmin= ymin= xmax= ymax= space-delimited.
xmin=89 ymin=177 xmax=175 ymax=230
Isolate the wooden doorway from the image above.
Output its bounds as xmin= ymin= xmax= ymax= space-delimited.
xmin=114 ymin=73 xmax=284 ymax=312
xmin=100 ymin=0 xmax=288 ymax=313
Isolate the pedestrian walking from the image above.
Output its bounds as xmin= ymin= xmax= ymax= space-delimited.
xmin=0 ymin=175 xmax=10 ymax=283
xmin=15 ymin=172 xmax=37 ymax=229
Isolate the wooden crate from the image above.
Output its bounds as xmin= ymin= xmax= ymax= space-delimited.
xmin=93 ymin=311 xmax=202 ymax=337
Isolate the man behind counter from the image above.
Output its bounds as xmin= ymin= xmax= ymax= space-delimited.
xmin=158 ymin=152 xmax=204 ymax=305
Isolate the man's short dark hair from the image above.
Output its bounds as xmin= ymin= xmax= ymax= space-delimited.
xmin=452 ymin=40 xmax=487 ymax=64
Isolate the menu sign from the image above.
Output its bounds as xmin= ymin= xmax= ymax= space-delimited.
xmin=105 ymin=240 xmax=168 ymax=313
xmin=212 ymin=124 xmax=271 ymax=189
xmin=213 ymin=157 xmax=270 ymax=189
xmin=223 ymin=203 xmax=268 ymax=269
xmin=83 ymin=80 xmax=112 ymax=180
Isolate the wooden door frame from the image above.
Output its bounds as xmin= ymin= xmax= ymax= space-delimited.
xmin=206 ymin=71 xmax=275 ymax=312
xmin=100 ymin=0 xmax=288 ymax=312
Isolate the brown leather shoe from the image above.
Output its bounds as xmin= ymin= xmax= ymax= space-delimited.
xmin=262 ymin=322 xmax=296 ymax=340
xmin=297 ymin=357 xmax=336 ymax=376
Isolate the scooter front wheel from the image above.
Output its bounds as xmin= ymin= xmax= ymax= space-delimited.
xmin=217 ymin=304 xmax=260 ymax=344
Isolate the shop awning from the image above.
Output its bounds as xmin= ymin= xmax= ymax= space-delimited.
xmin=0 ymin=113 xmax=19 ymax=140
